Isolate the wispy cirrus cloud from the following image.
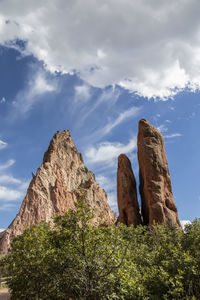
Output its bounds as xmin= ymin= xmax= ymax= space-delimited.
xmin=156 ymin=124 xmax=182 ymax=139
xmin=87 ymin=106 xmax=141 ymax=142
xmin=74 ymin=84 xmax=91 ymax=102
xmin=164 ymin=133 xmax=182 ymax=139
xmin=0 ymin=159 xmax=15 ymax=171
xmin=0 ymin=140 xmax=7 ymax=150
xmin=0 ymin=203 xmax=16 ymax=212
xmin=103 ymin=107 xmax=141 ymax=136
xmin=157 ymin=124 xmax=168 ymax=133
xmin=76 ymin=86 xmax=121 ymax=128
xmin=13 ymin=69 xmax=57 ymax=113
xmin=0 ymin=175 xmax=22 ymax=185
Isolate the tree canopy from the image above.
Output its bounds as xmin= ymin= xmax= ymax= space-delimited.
xmin=1 ymin=201 xmax=200 ymax=300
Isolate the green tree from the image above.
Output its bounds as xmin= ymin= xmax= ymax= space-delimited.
xmin=2 ymin=222 xmax=54 ymax=299
xmin=2 ymin=201 xmax=127 ymax=299
xmin=47 ymin=201 xmax=129 ymax=299
xmin=2 ymin=202 xmax=200 ymax=300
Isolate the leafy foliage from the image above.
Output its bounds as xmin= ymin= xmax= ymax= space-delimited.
xmin=1 ymin=202 xmax=200 ymax=299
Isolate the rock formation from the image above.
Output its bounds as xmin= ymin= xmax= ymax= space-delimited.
xmin=0 ymin=130 xmax=115 ymax=254
xmin=117 ymin=154 xmax=142 ymax=226
xmin=137 ymin=119 xmax=181 ymax=228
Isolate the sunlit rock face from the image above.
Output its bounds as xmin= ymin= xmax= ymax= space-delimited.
xmin=0 ymin=130 xmax=115 ymax=254
xmin=137 ymin=119 xmax=181 ymax=229
xmin=117 ymin=154 xmax=142 ymax=226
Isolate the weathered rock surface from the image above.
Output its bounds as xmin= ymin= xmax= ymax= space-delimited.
xmin=117 ymin=154 xmax=142 ymax=226
xmin=0 ymin=130 xmax=115 ymax=254
xmin=137 ymin=119 xmax=181 ymax=228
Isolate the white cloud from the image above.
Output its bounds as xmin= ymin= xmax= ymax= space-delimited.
xmin=164 ymin=133 xmax=182 ymax=139
xmin=96 ymin=175 xmax=115 ymax=193
xmin=0 ymin=185 xmax=23 ymax=201
xmin=0 ymin=159 xmax=28 ymax=208
xmin=0 ymin=97 xmax=6 ymax=103
xmin=103 ymin=107 xmax=141 ymax=136
xmin=0 ymin=203 xmax=16 ymax=211
xmin=107 ymin=192 xmax=117 ymax=212
xmin=0 ymin=140 xmax=7 ymax=150
xmin=157 ymin=124 xmax=168 ymax=133
xmin=0 ymin=228 xmax=5 ymax=232
xmin=95 ymin=86 xmax=121 ymax=106
xmin=32 ymin=72 xmax=55 ymax=95
xmin=96 ymin=176 xmax=117 ymax=212
xmin=77 ymin=86 xmax=121 ymax=127
xmin=1 ymin=1 xmax=200 ymax=99
xmin=13 ymin=70 xmax=57 ymax=113
xmin=88 ymin=106 xmax=141 ymax=142
xmin=18 ymin=180 xmax=29 ymax=191
xmin=180 ymin=220 xmax=191 ymax=230
xmin=74 ymin=84 xmax=91 ymax=102
xmin=0 ymin=159 xmax=15 ymax=171
xmin=0 ymin=175 xmax=21 ymax=185
xmin=85 ymin=137 xmax=137 ymax=164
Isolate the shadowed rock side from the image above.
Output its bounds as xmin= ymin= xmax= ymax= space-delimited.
xmin=137 ymin=119 xmax=181 ymax=228
xmin=117 ymin=154 xmax=142 ymax=226
xmin=0 ymin=130 xmax=115 ymax=254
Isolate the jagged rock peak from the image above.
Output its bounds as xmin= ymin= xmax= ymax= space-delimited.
xmin=43 ymin=130 xmax=83 ymax=165
xmin=0 ymin=130 xmax=115 ymax=254
xmin=117 ymin=154 xmax=142 ymax=226
xmin=137 ymin=119 xmax=181 ymax=229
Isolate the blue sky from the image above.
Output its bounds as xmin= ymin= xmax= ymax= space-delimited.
xmin=0 ymin=0 xmax=200 ymax=229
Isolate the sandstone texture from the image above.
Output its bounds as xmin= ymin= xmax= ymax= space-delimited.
xmin=117 ymin=154 xmax=142 ymax=226
xmin=0 ymin=130 xmax=115 ymax=254
xmin=137 ymin=119 xmax=181 ymax=228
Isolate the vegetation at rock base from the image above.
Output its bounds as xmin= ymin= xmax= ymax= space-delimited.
xmin=1 ymin=201 xmax=200 ymax=300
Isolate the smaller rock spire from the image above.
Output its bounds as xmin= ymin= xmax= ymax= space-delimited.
xmin=117 ymin=154 xmax=142 ymax=226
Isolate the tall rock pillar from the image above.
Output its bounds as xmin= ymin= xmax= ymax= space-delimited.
xmin=137 ymin=119 xmax=181 ymax=228
xmin=117 ymin=154 xmax=142 ymax=226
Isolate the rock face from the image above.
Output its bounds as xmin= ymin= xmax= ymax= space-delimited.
xmin=137 ymin=119 xmax=181 ymax=228
xmin=117 ymin=154 xmax=142 ymax=226
xmin=0 ymin=130 xmax=115 ymax=254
